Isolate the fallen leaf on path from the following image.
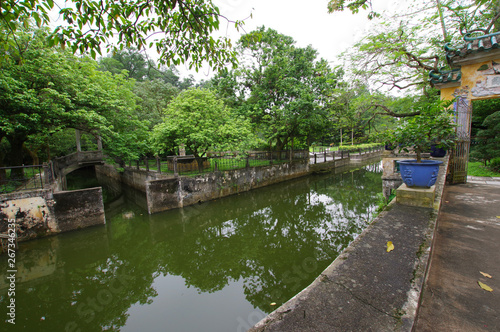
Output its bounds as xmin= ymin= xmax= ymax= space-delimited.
xmin=478 ymin=281 xmax=493 ymax=292
xmin=480 ymin=271 xmax=492 ymax=279
xmin=386 ymin=241 xmax=394 ymax=252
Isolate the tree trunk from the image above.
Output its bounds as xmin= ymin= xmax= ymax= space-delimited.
xmin=23 ymin=143 xmax=40 ymax=165
xmin=276 ymin=137 xmax=284 ymax=160
xmin=7 ymin=135 xmax=26 ymax=179
xmin=0 ymin=142 xmax=6 ymax=185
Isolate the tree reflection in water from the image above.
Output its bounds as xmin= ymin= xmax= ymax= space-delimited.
xmin=0 ymin=161 xmax=382 ymax=331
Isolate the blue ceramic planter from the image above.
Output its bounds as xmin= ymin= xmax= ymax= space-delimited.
xmin=397 ymin=160 xmax=443 ymax=188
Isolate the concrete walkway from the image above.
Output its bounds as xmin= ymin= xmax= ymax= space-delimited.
xmin=414 ymin=177 xmax=500 ymax=331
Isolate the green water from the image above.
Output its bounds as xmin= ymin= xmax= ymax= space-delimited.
xmin=1 ymin=161 xmax=382 ymax=332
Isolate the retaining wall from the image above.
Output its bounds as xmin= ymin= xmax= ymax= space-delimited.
xmin=146 ymin=160 xmax=310 ymax=214
xmin=95 ymin=164 xmax=166 ymax=192
xmin=0 ymin=187 xmax=105 ymax=241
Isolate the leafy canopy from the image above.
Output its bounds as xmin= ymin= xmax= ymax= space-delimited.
xmin=151 ymin=88 xmax=253 ymax=158
xmin=340 ymin=0 xmax=500 ymax=95
xmin=0 ymin=27 xmax=148 ymax=166
xmin=470 ymin=111 xmax=500 ymax=165
xmin=385 ymin=99 xmax=456 ymax=162
xmin=235 ymin=27 xmax=340 ymax=150
xmin=0 ymin=0 xmax=239 ymax=71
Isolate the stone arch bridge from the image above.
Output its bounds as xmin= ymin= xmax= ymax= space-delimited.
xmin=51 ymin=150 xmax=104 ymax=191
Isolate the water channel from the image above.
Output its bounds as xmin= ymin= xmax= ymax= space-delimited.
xmin=1 ymin=160 xmax=383 ymax=332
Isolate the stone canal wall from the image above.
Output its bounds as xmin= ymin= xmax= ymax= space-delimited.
xmin=146 ymin=149 xmax=383 ymax=214
xmin=146 ymin=160 xmax=310 ymax=214
xmin=0 ymin=187 xmax=105 ymax=242
xmin=0 ymin=148 xmax=383 ymax=242
xmin=95 ymin=164 xmax=166 ymax=192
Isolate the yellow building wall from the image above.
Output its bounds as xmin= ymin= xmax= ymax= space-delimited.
xmin=440 ymin=58 xmax=500 ymax=101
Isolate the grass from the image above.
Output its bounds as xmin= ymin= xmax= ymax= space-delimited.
xmin=467 ymin=161 xmax=500 ymax=177
xmin=310 ymin=146 xmax=338 ymax=152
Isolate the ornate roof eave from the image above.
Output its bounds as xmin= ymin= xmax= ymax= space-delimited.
xmin=445 ymin=31 xmax=500 ymax=67
xmin=429 ymin=67 xmax=462 ymax=89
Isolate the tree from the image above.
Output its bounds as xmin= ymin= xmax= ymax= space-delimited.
xmin=0 ymin=27 xmax=148 ymax=172
xmin=236 ymin=27 xmax=339 ymax=151
xmin=385 ymin=99 xmax=456 ymax=162
xmin=99 ymin=48 xmax=150 ymax=81
xmin=340 ymin=1 xmax=500 ymax=95
xmin=470 ymin=111 xmax=500 ymax=165
xmin=151 ymin=88 xmax=253 ymax=169
xmin=134 ymin=79 xmax=179 ymax=129
xmin=0 ymin=0 xmax=240 ymax=70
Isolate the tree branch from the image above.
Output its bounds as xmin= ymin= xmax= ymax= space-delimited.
xmin=371 ymin=104 xmax=420 ymax=118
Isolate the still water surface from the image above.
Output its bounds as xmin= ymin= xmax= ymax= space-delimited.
xmin=1 ymin=161 xmax=382 ymax=332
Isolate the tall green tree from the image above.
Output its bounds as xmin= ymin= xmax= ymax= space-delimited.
xmin=99 ymin=48 xmax=150 ymax=81
xmin=236 ymin=27 xmax=339 ymax=151
xmin=151 ymin=88 xmax=253 ymax=169
xmin=470 ymin=110 xmax=500 ymax=165
xmin=134 ymin=79 xmax=179 ymax=129
xmin=0 ymin=27 xmax=148 ymax=172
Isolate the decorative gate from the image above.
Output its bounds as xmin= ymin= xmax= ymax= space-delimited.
xmin=450 ymin=97 xmax=473 ymax=184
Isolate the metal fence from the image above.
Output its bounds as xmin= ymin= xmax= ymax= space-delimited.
xmin=0 ymin=165 xmax=47 ymax=194
xmin=309 ymin=146 xmax=383 ymax=164
xmin=130 ymin=150 xmax=310 ymax=176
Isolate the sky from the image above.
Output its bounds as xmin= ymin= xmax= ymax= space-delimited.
xmin=176 ymin=0 xmax=403 ymax=81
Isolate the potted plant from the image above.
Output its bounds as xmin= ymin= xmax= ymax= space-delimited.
xmin=386 ymin=99 xmax=456 ymax=188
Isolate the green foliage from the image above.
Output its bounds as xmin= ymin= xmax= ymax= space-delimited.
xmin=385 ymin=99 xmax=456 ymax=162
xmin=134 ymin=79 xmax=180 ymax=129
xmin=470 ymin=111 xmax=500 ymax=165
xmin=235 ymin=27 xmax=340 ymax=150
xmin=490 ymin=158 xmax=500 ymax=173
xmin=337 ymin=143 xmax=383 ymax=151
xmin=327 ymin=0 xmax=379 ymax=19
xmin=375 ymin=190 xmax=395 ymax=214
xmin=151 ymin=88 xmax=254 ymax=159
xmin=471 ymin=99 xmax=500 ymax=137
xmin=0 ymin=0 xmax=239 ymax=71
xmin=0 ymin=27 xmax=148 ymax=166
xmin=341 ymin=1 xmax=500 ymax=94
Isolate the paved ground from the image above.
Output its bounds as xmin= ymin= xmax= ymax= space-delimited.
xmin=414 ymin=178 xmax=500 ymax=331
